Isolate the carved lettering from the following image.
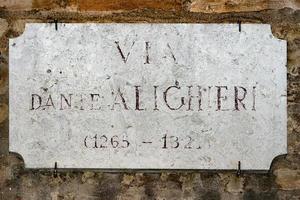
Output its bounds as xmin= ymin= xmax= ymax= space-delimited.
xmin=115 ymin=41 xmax=135 ymax=64
xmin=145 ymin=42 xmax=150 ymax=64
xmin=29 ymin=85 xmax=257 ymax=112
xmin=111 ymin=88 xmax=129 ymax=110
xmin=234 ymin=86 xmax=247 ymax=111
xmin=216 ymin=86 xmax=229 ymax=111
xmin=30 ymin=94 xmax=42 ymax=110
xmin=60 ymin=94 xmax=72 ymax=110
xmin=163 ymin=81 xmax=185 ymax=110
xmin=135 ymin=86 xmax=145 ymax=111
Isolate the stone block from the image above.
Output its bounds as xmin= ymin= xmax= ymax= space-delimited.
xmin=274 ymin=168 xmax=300 ymax=190
xmin=190 ymin=0 xmax=300 ymax=13
xmin=78 ymin=0 xmax=182 ymax=11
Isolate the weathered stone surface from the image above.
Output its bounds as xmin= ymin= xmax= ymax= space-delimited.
xmin=78 ymin=0 xmax=182 ymax=11
xmin=0 ymin=66 xmax=7 ymax=95
xmin=274 ymin=168 xmax=300 ymax=190
xmin=221 ymin=174 xmax=244 ymax=193
xmin=122 ymin=174 xmax=135 ymax=185
xmin=9 ymin=23 xmax=286 ymax=169
xmin=3 ymin=0 xmax=300 ymax=13
xmin=0 ymin=0 xmax=77 ymax=11
xmin=0 ymin=154 xmax=23 ymax=188
xmin=0 ymin=103 xmax=7 ymax=124
xmin=0 ymin=0 xmax=32 ymax=10
xmin=0 ymin=18 xmax=7 ymax=37
xmin=0 ymin=0 xmax=181 ymax=11
xmin=9 ymin=20 xmax=26 ymax=35
xmin=0 ymin=19 xmax=8 ymax=96
xmin=0 ymin=1 xmax=299 ymax=199
xmin=190 ymin=0 xmax=300 ymax=13
xmin=278 ymin=190 xmax=300 ymax=200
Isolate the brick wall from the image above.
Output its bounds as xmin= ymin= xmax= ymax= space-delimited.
xmin=0 ymin=0 xmax=299 ymax=199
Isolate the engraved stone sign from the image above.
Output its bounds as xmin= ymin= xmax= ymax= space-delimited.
xmin=9 ymin=24 xmax=287 ymax=169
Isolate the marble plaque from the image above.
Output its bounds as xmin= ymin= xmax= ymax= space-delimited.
xmin=9 ymin=24 xmax=287 ymax=169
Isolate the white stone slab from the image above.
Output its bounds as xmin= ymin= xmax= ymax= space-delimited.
xmin=9 ymin=24 xmax=287 ymax=170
